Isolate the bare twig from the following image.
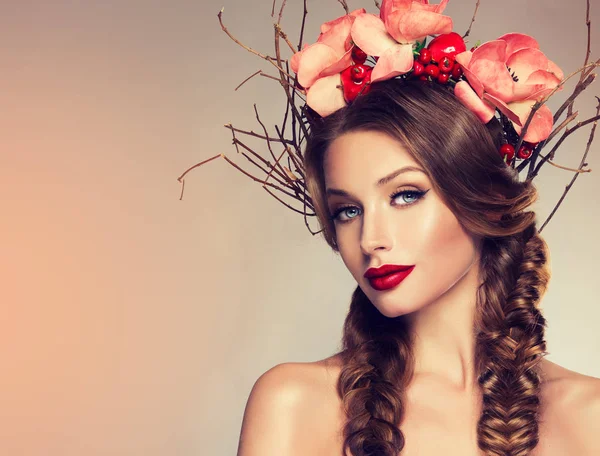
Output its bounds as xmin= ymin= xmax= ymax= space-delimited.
xmin=235 ymin=70 xmax=262 ymax=91
xmin=337 ymin=0 xmax=349 ymax=14
xmin=253 ymin=103 xmax=296 ymax=187
xmin=565 ymin=0 xmax=591 ymax=119
xmin=275 ymin=23 xmax=298 ymax=54
xmin=276 ymin=0 xmax=287 ymax=26
xmin=374 ymin=0 xmax=381 ymax=9
xmin=517 ymin=111 xmax=580 ymax=174
xmin=543 ymin=159 xmax=591 ymax=173
xmin=539 ymin=97 xmax=600 ymax=233
xmin=177 ymin=153 xmax=222 ymax=200
xmin=578 ymin=0 xmax=592 ymax=84
xmin=297 ymin=0 xmax=308 ymax=52
xmin=530 ymin=113 xmax=600 ymax=179
xmin=272 ymin=17 xmax=310 ymax=141
xmin=218 ymin=8 xmax=290 ymax=78
xmin=231 ymin=135 xmax=293 ymax=188
xmin=259 ymin=71 xmax=306 ymax=96
xmin=554 ymin=72 xmax=597 ymax=123
xmin=546 ymin=111 xmax=579 ymax=144
xmin=224 ymin=123 xmax=295 ymax=145
xmin=262 ymin=185 xmax=315 ymax=216
xmin=463 ymin=0 xmax=481 ymax=39
xmin=510 ymin=45 xmax=597 ymax=157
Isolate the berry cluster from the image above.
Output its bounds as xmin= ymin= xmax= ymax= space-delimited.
xmin=340 ymin=46 xmax=374 ymax=102
xmin=413 ymin=32 xmax=466 ymax=84
xmin=499 ymin=142 xmax=537 ymax=165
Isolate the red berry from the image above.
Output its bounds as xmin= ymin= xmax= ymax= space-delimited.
xmin=427 ymin=32 xmax=467 ymax=62
xmin=419 ymin=75 xmax=429 ymax=81
xmin=418 ymin=48 xmax=432 ymax=64
xmin=351 ymin=65 xmax=368 ymax=82
xmin=413 ymin=61 xmax=425 ymax=76
xmin=451 ymin=63 xmax=463 ymax=80
xmin=518 ymin=145 xmax=533 ymax=159
xmin=437 ymin=72 xmax=450 ymax=84
xmin=340 ymin=64 xmax=373 ymax=102
xmin=439 ymin=56 xmax=454 ymax=73
xmin=352 ymin=46 xmax=367 ymax=64
xmin=425 ymin=64 xmax=440 ymax=78
xmin=499 ymin=144 xmax=515 ymax=160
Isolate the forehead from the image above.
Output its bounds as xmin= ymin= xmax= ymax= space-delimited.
xmin=324 ymin=130 xmax=420 ymax=186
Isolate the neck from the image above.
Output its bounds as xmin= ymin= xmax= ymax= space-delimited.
xmin=405 ymin=259 xmax=482 ymax=393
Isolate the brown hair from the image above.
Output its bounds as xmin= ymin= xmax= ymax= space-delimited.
xmin=303 ymin=79 xmax=551 ymax=456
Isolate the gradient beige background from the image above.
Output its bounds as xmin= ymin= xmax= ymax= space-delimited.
xmin=1 ymin=0 xmax=599 ymax=455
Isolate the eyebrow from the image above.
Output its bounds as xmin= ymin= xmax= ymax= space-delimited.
xmin=325 ymin=166 xmax=426 ymax=198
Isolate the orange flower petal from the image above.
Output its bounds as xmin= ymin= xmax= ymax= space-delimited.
xmin=306 ymin=74 xmax=347 ymax=117
xmin=370 ymin=44 xmax=414 ymax=82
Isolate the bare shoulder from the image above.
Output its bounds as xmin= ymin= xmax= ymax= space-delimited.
xmin=237 ymin=355 xmax=344 ymax=456
xmin=538 ymin=359 xmax=600 ymax=454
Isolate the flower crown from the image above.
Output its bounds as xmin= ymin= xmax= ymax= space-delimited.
xmin=179 ymin=0 xmax=599 ymax=235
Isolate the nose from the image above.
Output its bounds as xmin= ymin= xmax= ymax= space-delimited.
xmin=359 ymin=206 xmax=394 ymax=255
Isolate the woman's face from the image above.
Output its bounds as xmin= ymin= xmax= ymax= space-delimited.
xmin=324 ymin=129 xmax=481 ymax=318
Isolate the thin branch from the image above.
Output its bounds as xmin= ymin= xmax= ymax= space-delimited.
xmin=539 ymin=97 xmax=600 ymax=233
xmin=275 ymin=23 xmax=298 ymax=54
xmin=272 ymin=18 xmax=309 ymax=141
xmin=374 ymin=0 xmax=381 ymax=9
xmin=543 ymin=159 xmax=591 ymax=173
xmin=232 ymin=136 xmax=293 ymax=188
xmin=224 ymin=123 xmax=295 ymax=145
xmin=228 ymin=125 xmax=295 ymax=190
xmin=546 ymin=111 xmax=579 ymax=144
xmin=262 ymin=185 xmax=316 ymax=216
xmin=259 ymin=71 xmax=306 ymax=96
xmin=463 ymin=0 xmax=481 ymax=40
xmin=220 ymin=154 xmax=305 ymax=205
xmin=177 ymin=153 xmax=222 ymax=200
xmin=517 ymin=111 xmax=579 ymax=174
xmin=554 ymin=72 xmax=597 ymax=123
xmin=276 ymin=0 xmax=287 ymax=26
xmin=218 ymin=8 xmax=290 ymax=78
xmin=253 ymin=103 xmax=297 ymax=187
xmin=531 ymin=113 xmax=600 ymax=179
xmin=337 ymin=0 xmax=349 ymax=14
xmin=514 ymin=63 xmax=596 ymax=157
xmin=235 ymin=70 xmax=262 ymax=91
xmin=297 ymin=0 xmax=308 ymax=52
xmin=579 ymin=0 xmax=592 ymax=84
xmin=274 ymin=124 xmax=304 ymax=174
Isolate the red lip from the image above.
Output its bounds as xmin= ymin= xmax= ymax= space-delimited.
xmin=364 ymin=264 xmax=415 ymax=279
xmin=366 ymin=266 xmax=415 ymax=291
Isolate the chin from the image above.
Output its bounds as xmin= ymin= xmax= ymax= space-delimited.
xmin=362 ymin=288 xmax=424 ymax=319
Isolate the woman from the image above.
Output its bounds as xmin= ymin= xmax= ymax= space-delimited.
xmin=235 ymin=80 xmax=600 ymax=455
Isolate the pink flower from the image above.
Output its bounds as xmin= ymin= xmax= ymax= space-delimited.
xmin=350 ymin=0 xmax=452 ymax=83
xmin=290 ymin=8 xmax=366 ymax=116
xmin=380 ymin=0 xmax=453 ymax=44
xmin=454 ymin=33 xmax=564 ymax=142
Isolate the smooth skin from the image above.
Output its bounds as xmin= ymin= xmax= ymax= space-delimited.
xmin=237 ymin=130 xmax=600 ymax=456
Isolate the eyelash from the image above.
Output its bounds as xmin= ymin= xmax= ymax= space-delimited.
xmin=330 ymin=188 xmax=427 ymax=224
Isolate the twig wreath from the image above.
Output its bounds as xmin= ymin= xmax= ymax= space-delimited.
xmin=178 ymin=0 xmax=599 ymax=235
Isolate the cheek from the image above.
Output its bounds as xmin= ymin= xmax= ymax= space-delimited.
xmin=411 ymin=205 xmax=477 ymax=288
xmin=337 ymin=235 xmax=361 ymax=277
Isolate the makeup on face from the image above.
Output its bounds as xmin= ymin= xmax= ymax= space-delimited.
xmin=365 ymin=265 xmax=416 ymax=291
xmin=324 ymin=130 xmax=480 ymax=318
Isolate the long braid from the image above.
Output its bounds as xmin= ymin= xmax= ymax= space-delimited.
xmin=337 ymin=286 xmax=414 ymax=456
xmin=476 ymin=222 xmax=550 ymax=455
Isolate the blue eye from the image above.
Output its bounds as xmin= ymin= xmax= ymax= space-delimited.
xmin=331 ymin=189 xmax=428 ymax=224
